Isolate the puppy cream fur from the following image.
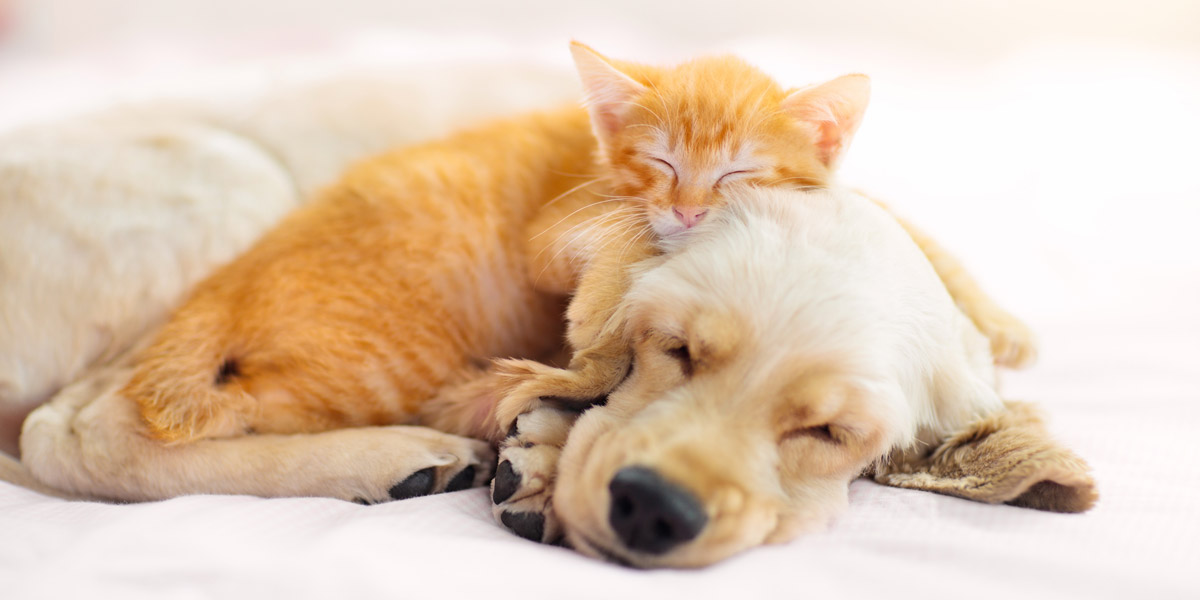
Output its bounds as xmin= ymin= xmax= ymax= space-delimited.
xmin=489 ymin=187 xmax=1094 ymax=568
xmin=647 ymin=186 xmax=1004 ymax=445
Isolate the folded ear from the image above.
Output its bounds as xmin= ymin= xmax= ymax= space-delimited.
xmin=569 ymin=41 xmax=648 ymax=153
xmin=782 ymin=74 xmax=871 ymax=171
xmin=872 ymin=401 xmax=1098 ymax=513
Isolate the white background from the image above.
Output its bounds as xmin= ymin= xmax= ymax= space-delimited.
xmin=1 ymin=1 xmax=1198 ymax=598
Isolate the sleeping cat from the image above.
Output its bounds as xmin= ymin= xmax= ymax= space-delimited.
xmin=20 ymin=43 xmax=1034 ymax=505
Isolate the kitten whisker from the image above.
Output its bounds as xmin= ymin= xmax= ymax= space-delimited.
xmin=530 ymin=198 xmax=634 ymax=242
xmin=533 ymin=208 xmax=640 ymax=286
xmin=531 ymin=207 xmax=640 ymax=267
xmin=539 ymin=177 xmax=605 ymax=213
xmin=643 ymin=78 xmax=674 ymax=128
xmin=620 ymin=100 xmax=667 ymax=126
xmin=623 ymin=123 xmax=669 ymax=137
xmin=746 ymin=107 xmax=782 ymax=134
xmin=590 ymin=193 xmax=651 ymax=203
xmin=615 ymin=223 xmax=655 ymax=265
xmin=549 ymin=168 xmax=605 ymax=179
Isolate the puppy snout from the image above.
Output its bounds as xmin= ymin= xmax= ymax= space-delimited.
xmin=608 ymin=466 xmax=707 ymax=554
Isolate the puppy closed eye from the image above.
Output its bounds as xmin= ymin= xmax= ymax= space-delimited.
xmin=781 ymin=424 xmax=840 ymax=445
xmin=664 ymin=343 xmax=693 ymax=377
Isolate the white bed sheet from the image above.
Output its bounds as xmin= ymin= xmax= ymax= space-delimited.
xmin=1 ymin=33 xmax=1198 ymax=600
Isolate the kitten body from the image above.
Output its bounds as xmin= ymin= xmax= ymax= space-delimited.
xmin=127 ymin=107 xmax=594 ymax=441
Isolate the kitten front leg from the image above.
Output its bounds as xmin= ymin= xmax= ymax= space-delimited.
xmin=496 ymin=227 xmax=656 ymax=430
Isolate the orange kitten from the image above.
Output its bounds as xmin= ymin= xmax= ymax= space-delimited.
xmin=577 ymin=42 xmax=868 ymax=237
xmin=124 ymin=107 xmax=595 ymax=444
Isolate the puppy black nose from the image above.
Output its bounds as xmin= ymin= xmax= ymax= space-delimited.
xmin=608 ymin=466 xmax=707 ymax=555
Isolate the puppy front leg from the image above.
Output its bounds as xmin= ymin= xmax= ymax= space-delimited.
xmin=21 ymin=364 xmax=494 ymax=503
xmin=489 ymin=405 xmax=577 ymax=543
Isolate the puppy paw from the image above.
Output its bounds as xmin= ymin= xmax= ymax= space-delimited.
xmin=490 ymin=407 xmax=576 ymax=543
xmin=975 ymin=307 xmax=1039 ymax=369
xmin=351 ymin=428 xmax=496 ymax=505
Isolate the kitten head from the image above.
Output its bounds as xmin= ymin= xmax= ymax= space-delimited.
xmin=571 ymin=41 xmax=870 ymax=237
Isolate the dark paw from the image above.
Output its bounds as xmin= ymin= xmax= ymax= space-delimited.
xmin=444 ymin=466 xmax=477 ymax=493
xmin=389 ymin=466 xmax=436 ymax=500
xmin=500 ymin=511 xmax=545 ymax=542
xmin=492 ymin=460 xmax=521 ymax=504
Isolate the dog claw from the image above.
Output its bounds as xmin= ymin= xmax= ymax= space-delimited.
xmin=501 ymin=511 xmax=546 ymax=542
xmin=389 ymin=466 xmax=436 ymax=500
xmin=492 ymin=460 xmax=520 ymax=504
xmin=445 ymin=466 xmax=477 ymax=492
xmin=489 ymin=406 xmax=580 ymax=544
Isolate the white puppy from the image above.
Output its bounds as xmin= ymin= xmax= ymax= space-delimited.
xmin=490 ymin=187 xmax=1095 ymax=567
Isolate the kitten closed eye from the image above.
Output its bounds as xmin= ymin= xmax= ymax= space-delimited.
xmin=715 ymin=171 xmax=751 ymax=187
xmin=650 ymin=158 xmax=678 ymax=179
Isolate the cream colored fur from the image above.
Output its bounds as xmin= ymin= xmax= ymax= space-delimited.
xmin=0 ymin=66 xmax=576 ymax=457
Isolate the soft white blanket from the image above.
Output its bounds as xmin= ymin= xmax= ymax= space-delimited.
xmin=1 ymin=34 xmax=1197 ymax=599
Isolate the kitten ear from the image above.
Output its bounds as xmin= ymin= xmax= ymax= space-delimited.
xmin=570 ymin=41 xmax=648 ymax=151
xmin=782 ymin=74 xmax=871 ymax=170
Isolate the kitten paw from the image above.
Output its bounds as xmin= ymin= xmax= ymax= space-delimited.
xmin=490 ymin=406 xmax=577 ymax=544
xmin=976 ymin=307 xmax=1039 ymax=369
xmin=492 ymin=358 xmax=610 ymax=432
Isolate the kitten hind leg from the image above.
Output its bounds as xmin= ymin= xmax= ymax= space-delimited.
xmin=120 ymin=306 xmax=258 ymax=443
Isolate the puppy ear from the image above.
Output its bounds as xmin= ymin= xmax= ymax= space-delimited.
xmin=570 ymin=41 xmax=648 ymax=153
xmin=873 ymin=401 xmax=1098 ymax=513
xmin=782 ymin=74 xmax=871 ymax=171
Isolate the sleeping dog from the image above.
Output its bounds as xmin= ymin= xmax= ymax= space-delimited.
xmin=0 ymin=70 xmax=1091 ymax=569
xmin=489 ymin=186 xmax=1097 ymax=567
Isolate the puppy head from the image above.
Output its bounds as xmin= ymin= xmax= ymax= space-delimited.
xmin=553 ymin=191 xmax=918 ymax=567
xmin=553 ymin=313 xmax=906 ymax=568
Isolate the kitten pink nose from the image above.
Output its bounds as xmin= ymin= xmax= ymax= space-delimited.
xmin=672 ymin=207 xmax=708 ymax=229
